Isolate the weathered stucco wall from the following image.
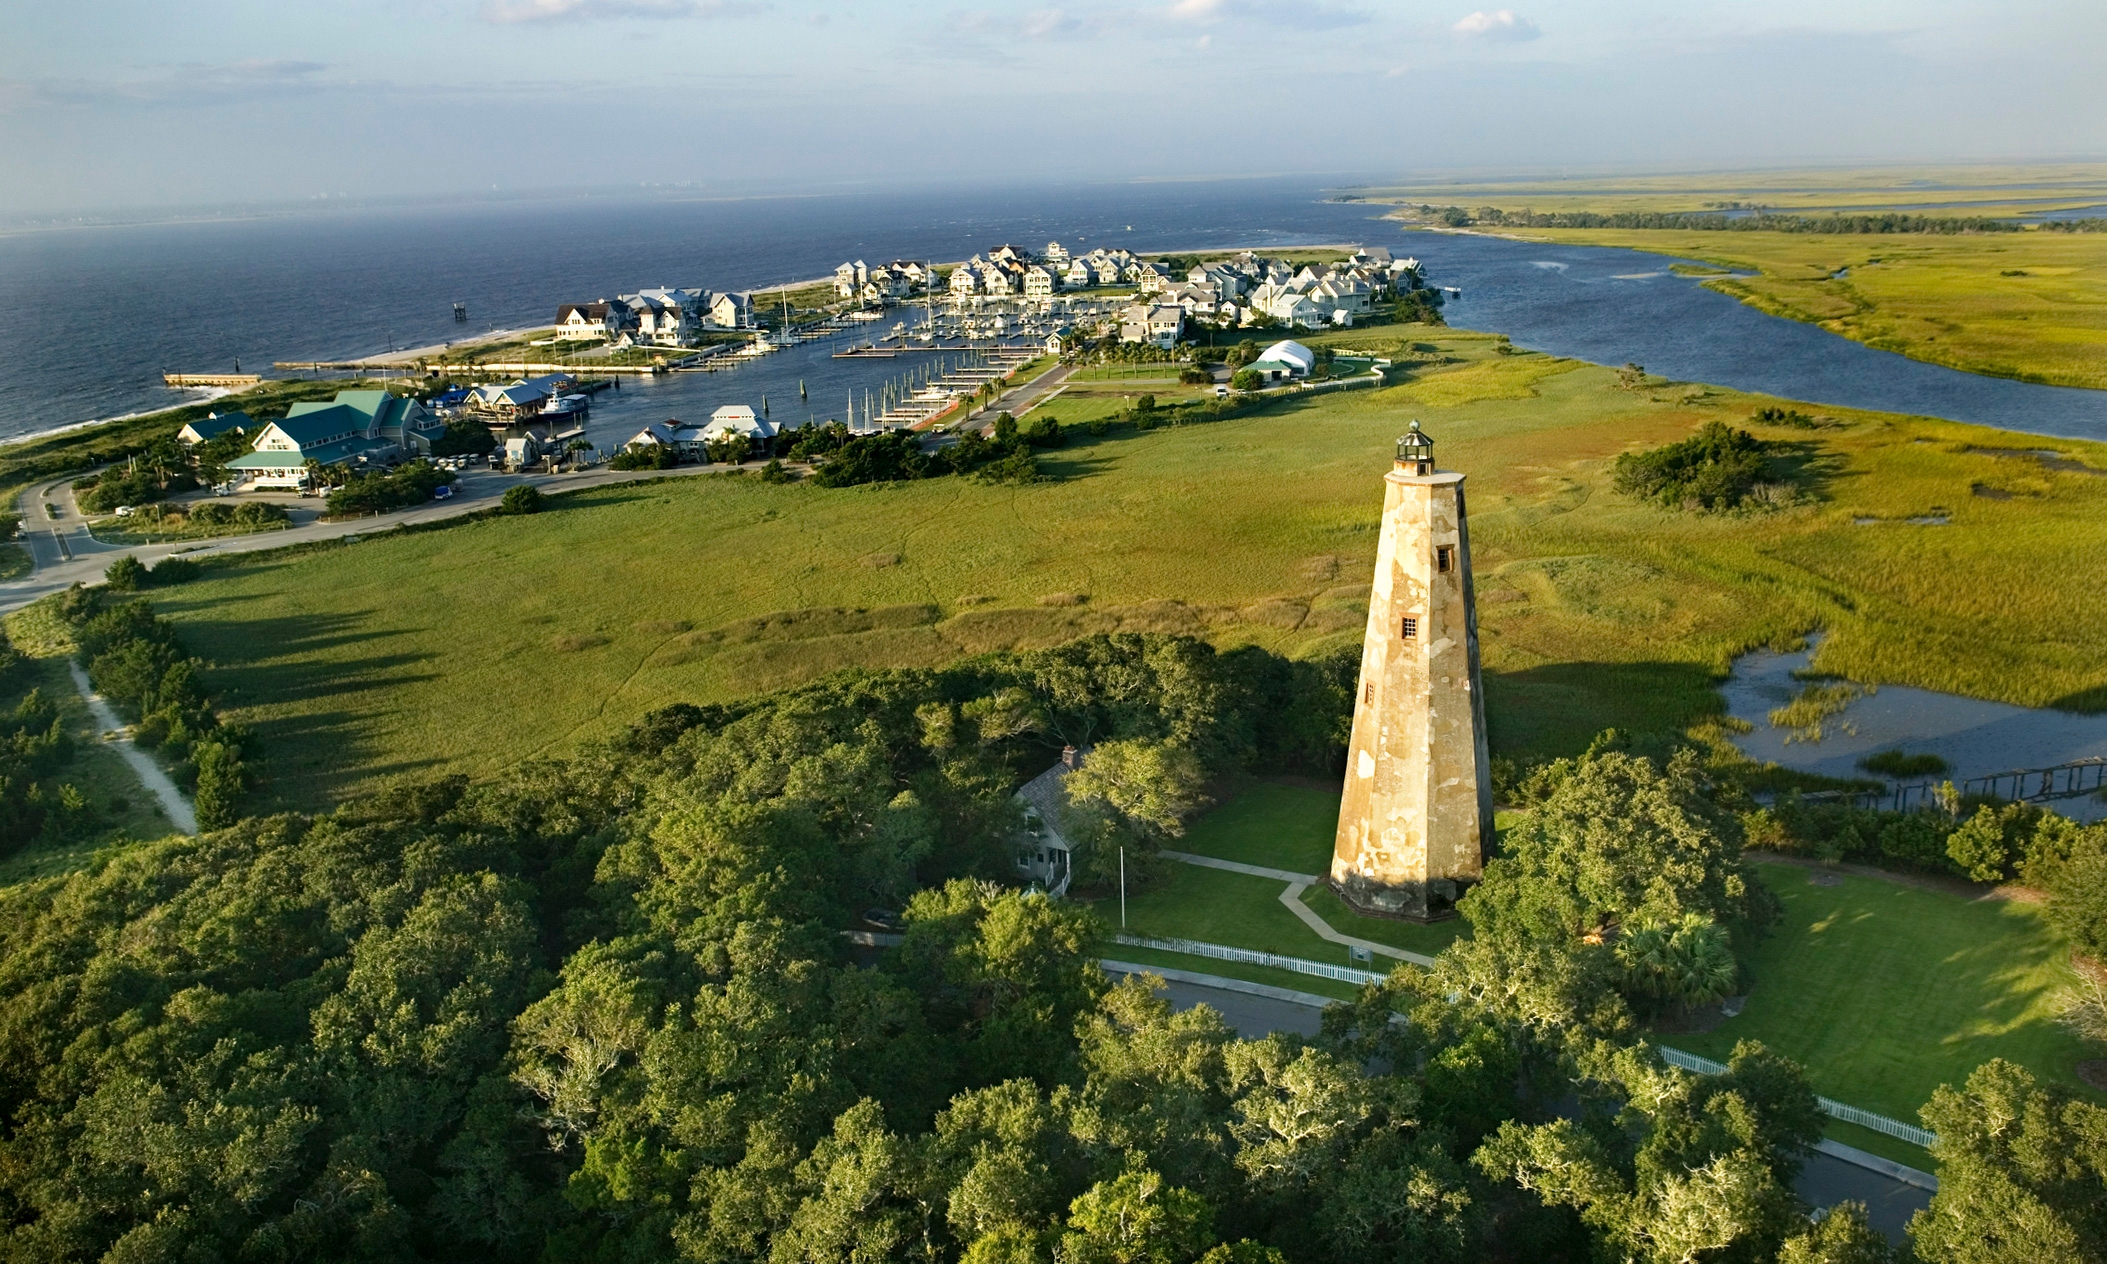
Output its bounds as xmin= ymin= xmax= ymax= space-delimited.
xmin=1330 ymin=465 xmax=1492 ymax=920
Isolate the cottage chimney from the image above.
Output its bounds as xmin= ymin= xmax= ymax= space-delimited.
xmin=1060 ymin=745 xmax=1078 ymax=770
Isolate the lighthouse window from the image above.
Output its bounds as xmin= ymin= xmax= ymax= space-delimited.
xmin=1363 ymin=681 xmax=1374 ymax=704
xmin=1436 ymin=546 xmax=1455 ymax=573
xmin=1400 ymin=616 xmax=1419 ymax=638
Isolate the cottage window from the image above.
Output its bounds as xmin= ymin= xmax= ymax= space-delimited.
xmin=1436 ymin=546 xmax=1454 ymax=573
xmin=1400 ymin=616 xmax=1419 ymax=639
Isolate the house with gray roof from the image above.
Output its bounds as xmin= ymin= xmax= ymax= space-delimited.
xmin=177 ymin=409 xmax=251 ymax=447
xmin=1013 ymin=746 xmax=1084 ymax=897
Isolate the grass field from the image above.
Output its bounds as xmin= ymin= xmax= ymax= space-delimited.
xmin=129 ymin=332 xmax=2107 ymax=811
xmin=1673 ymin=861 xmax=2097 ymax=1122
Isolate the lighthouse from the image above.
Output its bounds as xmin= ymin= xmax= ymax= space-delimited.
xmin=1330 ymin=421 xmax=1492 ymax=921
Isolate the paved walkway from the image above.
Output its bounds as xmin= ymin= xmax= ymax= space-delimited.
xmin=1160 ymin=849 xmax=1437 ymax=966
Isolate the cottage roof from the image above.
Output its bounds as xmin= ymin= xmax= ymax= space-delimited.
xmin=179 ymin=410 xmax=250 ymax=442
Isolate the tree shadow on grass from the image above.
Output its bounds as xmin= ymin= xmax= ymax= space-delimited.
xmin=167 ymin=609 xmax=446 ymax=811
xmin=1765 ymin=438 xmax=1855 ymax=504
xmin=1484 ymin=659 xmax=1725 ymax=763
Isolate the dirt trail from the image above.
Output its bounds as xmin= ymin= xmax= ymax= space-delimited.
xmin=66 ymin=662 xmax=196 ymax=835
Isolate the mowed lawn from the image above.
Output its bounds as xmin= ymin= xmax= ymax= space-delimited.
xmin=147 ymin=335 xmax=2107 ymax=811
xmin=1673 ymin=862 xmax=2097 ymax=1121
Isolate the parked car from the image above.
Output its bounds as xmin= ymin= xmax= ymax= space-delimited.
xmin=432 ymin=485 xmax=453 ymax=500
xmin=114 ymin=505 xmax=134 ymax=517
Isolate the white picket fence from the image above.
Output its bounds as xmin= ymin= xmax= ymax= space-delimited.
xmin=1116 ymin=934 xmax=1940 ymax=1151
xmin=1651 ymin=1049 xmax=1939 ymax=1148
xmin=1113 ymin=934 xmax=1388 ymax=986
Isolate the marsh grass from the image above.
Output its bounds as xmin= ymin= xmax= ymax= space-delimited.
xmin=131 ymin=338 xmax=2107 ymax=812
xmin=1511 ymin=228 xmax=2107 ymax=389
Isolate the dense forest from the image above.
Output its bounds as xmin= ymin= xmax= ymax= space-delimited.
xmin=0 ymin=632 xmax=2100 ymax=1262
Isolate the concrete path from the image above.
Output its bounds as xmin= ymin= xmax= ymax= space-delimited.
xmin=66 ymin=662 xmax=196 ymax=835
xmin=1160 ymin=849 xmax=1436 ymax=966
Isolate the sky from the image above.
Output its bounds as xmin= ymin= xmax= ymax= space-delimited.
xmin=2 ymin=0 xmax=2102 ymax=216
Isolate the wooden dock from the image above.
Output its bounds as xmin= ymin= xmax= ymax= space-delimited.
xmin=163 ymin=373 xmax=260 ymax=388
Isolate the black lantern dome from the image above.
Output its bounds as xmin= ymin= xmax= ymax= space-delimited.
xmin=1396 ymin=420 xmax=1434 ymax=474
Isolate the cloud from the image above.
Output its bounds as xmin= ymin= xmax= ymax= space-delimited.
xmin=481 ymin=0 xmax=754 ymax=23
xmin=1171 ymin=0 xmax=1371 ymax=29
xmin=1453 ymin=9 xmax=1538 ymax=41
xmin=1021 ymin=8 xmax=1082 ymax=38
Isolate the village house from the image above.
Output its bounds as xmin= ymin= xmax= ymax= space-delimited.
xmin=177 ymin=409 xmax=251 ymax=447
xmin=466 ymin=372 xmax=576 ymax=422
xmin=834 ymin=260 xmax=870 ymax=297
xmin=1023 ymin=265 xmax=1059 ymax=299
xmin=625 ymin=420 xmax=712 ymax=460
xmin=1012 ymin=746 xmax=1084 ymax=897
xmin=223 ymin=389 xmax=439 ymax=490
xmin=987 ymin=244 xmax=1029 ymax=265
xmin=554 ymin=300 xmax=631 ymax=341
xmin=701 ymin=404 xmax=773 ymax=455
xmin=1119 ymin=302 xmax=1186 ymax=348
xmin=1063 ymin=259 xmax=1099 ymax=288
xmin=1043 ymin=241 xmax=1070 ymax=265
xmin=708 ymin=292 xmax=753 ymax=330
xmin=621 ymin=289 xmax=701 ymax=346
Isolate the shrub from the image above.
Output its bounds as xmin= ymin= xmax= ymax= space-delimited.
xmin=1022 ymin=416 xmax=1064 ymax=448
xmin=499 ymin=485 xmax=545 ymax=515
xmin=1751 ymin=406 xmax=1818 ymax=429
xmin=104 ymin=556 xmax=145 ymax=591
xmin=148 ymin=557 xmax=202 ymax=585
xmin=1611 ymin=421 xmax=1775 ymax=511
xmin=1857 ymin=748 xmax=1949 ymax=778
xmin=1230 ymin=369 xmax=1262 ymax=392
xmin=611 ymin=445 xmax=675 ymax=471
xmin=192 ymin=739 xmax=247 ymax=831
xmin=1179 ymin=366 xmax=1213 ymax=385
xmin=810 ymin=431 xmax=935 ymax=488
xmin=325 ymin=462 xmax=454 ymax=516
xmin=758 ymin=459 xmax=791 ymax=484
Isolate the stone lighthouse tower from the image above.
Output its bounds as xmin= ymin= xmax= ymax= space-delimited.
xmin=1330 ymin=422 xmax=1493 ymax=920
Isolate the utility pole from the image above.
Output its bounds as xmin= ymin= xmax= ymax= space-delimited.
xmin=1119 ymin=847 xmax=1127 ymax=929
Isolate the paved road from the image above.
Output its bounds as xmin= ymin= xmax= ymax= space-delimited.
xmin=956 ymin=363 xmax=1075 ymax=435
xmin=1149 ymin=972 xmax=1931 ymax=1242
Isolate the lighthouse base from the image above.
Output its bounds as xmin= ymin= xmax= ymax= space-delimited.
xmin=1328 ymin=871 xmax=1464 ymax=924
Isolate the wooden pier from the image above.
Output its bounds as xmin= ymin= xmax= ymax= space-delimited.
xmin=163 ymin=373 xmax=261 ymax=388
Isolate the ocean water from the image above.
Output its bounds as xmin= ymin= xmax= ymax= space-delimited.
xmin=2 ymin=177 xmax=2104 ymax=446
